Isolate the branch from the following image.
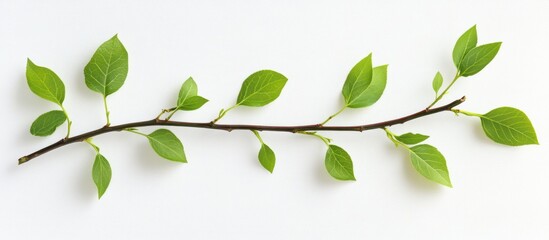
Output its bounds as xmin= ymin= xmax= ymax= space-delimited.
xmin=18 ymin=96 xmax=465 ymax=165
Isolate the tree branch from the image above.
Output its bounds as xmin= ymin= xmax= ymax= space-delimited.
xmin=18 ymin=96 xmax=465 ymax=165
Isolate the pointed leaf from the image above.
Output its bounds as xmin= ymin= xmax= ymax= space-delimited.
xmin=346 ymin=64 xmax=388 ymax=108
xmin=480 ymin=107 xmax=538 ymax=146
xmin=179 ymin=96 xmax=208 ymax=110
xmin=177 ymin=77 xmax=198 ymax=105
xmin=92 ymin=153 xmax=112 ymax=199
xmin=395 ymin=133 xmax=429 ymax=145
xmin=432 ymin=72 xmax=443 ymax=94
xmin=452 ymin=25 xmax=477 ymax=68
xmin=342 ymin=54 xmax=373 ymax=107
xmin=84 ymin=35 xmax=129 ymax=96
xmin=409 ymin=144 xmax=452 ymax=187
xmin=26 ymin=59 xmax=65 ymax=105
xmin=236 ymin=70 xmax=288 ymax=107
xmin=459 ymin=42 xmax=502 ymax=77
xmin=258 ymin=144 xmax=276 ymax=173
xmin=325 ymin=145 xmax=355 ymax=181
xmin=147 ymin=129 xmax=186 ymax=162
xmin=30 ymin=110 xmax=67 ymax=136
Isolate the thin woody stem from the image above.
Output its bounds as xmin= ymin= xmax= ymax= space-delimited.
xmin=18 ymin=96 xmax=465 ymax=165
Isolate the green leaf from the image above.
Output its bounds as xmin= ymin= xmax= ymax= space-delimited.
xmin=452 ymin=25 xmax=477 ymax=68
xmin=177 ymin=77 xmax=198 ymax=105
xmin=325 ymin=145 xmax=355 ymax=181
xmin=342 ymin=54 xmax=373 ymax=107
xmin=258 ymin=144 xmax=276 ymax=173
xmin=432 ymin=72 xmax=443 ymax=94
xmin=480 ymin=107 xmax=538 ymax=146
xmin=147 ymin=129 xmax=187 ymax=162
xmin=26 ymin=59 xmax=65 ymax=105
xmin=395 ymin=133 xmax=429 ymax=145
xmin=178 ymin=96 xmax=208 ymax=110
xmin=92 ymin=153 xmax=112 ymax=199
xmin=236 ymin=70 xmax=288 ymax=107
xmin=409 ymin=144 xmax=452 ymax=187
xmin=345 ymin=64 xmax=388 ymax=108
xmin=30 ymin=110 xmax=67 ymax=136
xmin=459 ymin=42 xmax=502 ymax=77
xmin=84 ymin=34 xmax=129 ymax=96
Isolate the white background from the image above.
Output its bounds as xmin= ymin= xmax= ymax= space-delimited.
xmin=1 ymin=1 xmax=548 ymax=239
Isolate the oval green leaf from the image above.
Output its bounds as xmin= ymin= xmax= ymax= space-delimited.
xmin=179 ymin=96 xmax=208 ymax=110
xmin=459 ymin=42 xmax=502 ymax=77
xmin=84 ymin=34 xmax=129 ymax=96
xmin=346 ymin=64 xmax=388 ymax=108
xmin=30 ymin=110 xmax=67 ymax=136
xmin=395 ymin=133 xmax=429 ymax=145
xmin=147 ymin=129 xmax=187 ymax=162
xmin=92 ymin=153 xmax=112 ymax=199
xmin=342 ymin=54 xmax=373 ymax=107
xmin=409 ymin=144 xmax=452 ymax=187
xmin=177 ymin=77 xmax=198 ymax=106
xmin=26 ymin=59 xmax=65 ymax=105
xmin=258 ymin=144 xmax=276 ymax=173
xmin=452 ymin=25 xmax=477 ymax=68
xmin=236 ymin=70 xmax=288 ymax=107
xmin=432 ymin=72 xmax=443 ymax=94
xmin=325 ymin=145 xmax=355 ymax=181
xmin=480 ymin=107 xmax=538 ymax=146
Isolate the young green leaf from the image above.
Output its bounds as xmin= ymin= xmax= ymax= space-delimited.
xmin=432 ymin=72 xmax=443 ymax=95
xmin=342 ymin=54 xmax=372 ymax=107
xmin=26 ymin=59 xmax=65 ymax=105
xmin=395 ymin=133 xmax=429 ymax=145
xmin=30 ymin=110 xmax=67 ymax=136
xmin=84 ymin=34 xmax=129 ymax=96
xmin=258 ymin=144 xmax=276 ymax=173
xmin=147 ymin=129 xmax=187 ymax=162
xmin=236 ymin=70 xmax=288 ymax=107
xmin=178 ymin=96 xmax=208 ymax=110
xmin=325 ymin=145 xmax=355 ymax=181
xmin=479 ymin=107 xmax=538 ymax=146
xmin=177 ymin=77 xmax=198 ymax=106
xmin=92 ymin=153 xmax=112 ymax=199
xmin=459 ymin=42 xmax=502 ymax=77
xmin=409 ymin=144 xmax=452 ymax=187
xmin=452 ymin=25 xmax=477 ymax=68
xmin=345 ymin=64 xmax=388 ymax=108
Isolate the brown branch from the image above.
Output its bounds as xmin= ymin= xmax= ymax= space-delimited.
xmin=18 ymin=96 xmax=466 ymax=165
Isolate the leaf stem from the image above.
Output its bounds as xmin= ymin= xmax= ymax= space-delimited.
xmin=452 ymin=109 xmax=482 ymax=117
xmin=251 ymin=130 xmax=264 ymax=144
xmin=103 ymin=96 xmax=111 ymax=126
xmin=298 ymin=131 xmax=331 ymax=146
xmin=84 ymin=138 xmax=100 ymax=153
xmin=18 ymin=97 xmax=465 ymax=165
xmin=60 ymin=105 xmax=72 ymax=139
xmin=383 ymin=128 xmax=410 ymax=150
xmin=320 ymin=105 xmax=347 ymax=126
xmin=124 ymin=128 xmax=148 ymax=137
xmin=427 ymin=72 xmax=461 ymax=109
xmin=165 ymin=109 xmax=178 ymax=121
xmin=212 ymin=104 xmax=239 ymax=123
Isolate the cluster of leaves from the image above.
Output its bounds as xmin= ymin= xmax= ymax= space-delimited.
xmin=25 ymin=26 xmax=538 ymax=199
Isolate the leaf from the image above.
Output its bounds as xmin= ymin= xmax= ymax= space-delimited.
xmin=480 ymin=107 xmax=538 ymax=146
xmin=147 ymin=129 xmax=187 ymax=162
xmin=432 ymin=72 xmax=443 ymax=94
xmin=395 ymin=133 xmax=429 ymax=145
xmin=236 ymin=70 xmax=288 ymax=107
xmin=92 ymin=153 xmax=112 ymax=199
xmin=346 ymin=64 xmax=388 ymax=108
xmin=342 ymin=54 xmax=373 ymax=107
xmin=258 ymin=144 xmax=276 ymax=173
xmin=84 ymin=34 xmax=129 ymax=96
xmin=452 ymin=25 xmax=477 ymax=68
xmin=325 ymin=145 xmax=355 ymax=181
xmin=177 ymin=77 xmax=198 ymax=105
xmin=178 ymin=96 xmax=208 ymax=110
xmin=26 ymin=59 xmax=65 ymax=105
xmin=459 ymin=42 xmax=502 ymax=77
xmin=409 ymin=144 xmax=452 ymax=187
xmin=30 ymin=110 xmax=67 ymax=136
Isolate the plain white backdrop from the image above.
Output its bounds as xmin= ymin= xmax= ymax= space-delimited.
xmin=1 ymin=1 xmax=548 ymax=239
